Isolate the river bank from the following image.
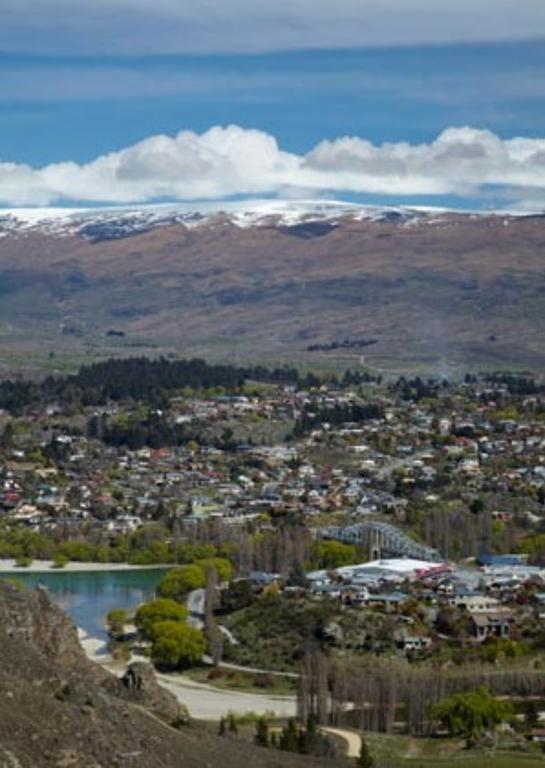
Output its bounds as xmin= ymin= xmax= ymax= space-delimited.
xmin=78 ymin=627 xmax=112 ymax=662
xmin=0 ymin=558 xmax=172 ymax=573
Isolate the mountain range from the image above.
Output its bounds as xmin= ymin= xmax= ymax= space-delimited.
xmin=1 ymin=199 xmax=544 ymax=375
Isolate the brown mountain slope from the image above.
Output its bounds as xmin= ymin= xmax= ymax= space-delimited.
xmin=0 ymin=581 xmax=336 ymax=768
xmin=1 ymin=211 xmax=545 ymax=372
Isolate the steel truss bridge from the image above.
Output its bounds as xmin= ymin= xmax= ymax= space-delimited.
xmin=320 ymin=521 xmax=441 ymax=562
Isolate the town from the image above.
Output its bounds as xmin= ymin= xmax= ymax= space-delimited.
xmin=3 ymin=359 xmax=545 ymax=762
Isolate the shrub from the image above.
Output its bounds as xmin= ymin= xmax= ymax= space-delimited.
xmin=15 ymin=556 xmax=32 ymax=568
xmin=106 ymin=608 xmax=128 ymax=637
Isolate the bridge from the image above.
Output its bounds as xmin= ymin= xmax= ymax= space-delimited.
xmin=320 ymin=521 xmax=441 ymax=562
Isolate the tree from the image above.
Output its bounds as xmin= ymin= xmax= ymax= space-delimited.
xmin=150 ymin=621 xmax=205 ymax=669
xmin=134 ymin=598 xmax=188 ymax=639
xmin=434 ymin=606 xmax=467 ymax=641
xmin=314 ymin=540 xmax=357 ymax=569
xmin=434 ymin=686 xmax=513 ymax=747
xmin=279 ymin=719 xmax=299 ymax=752
xmin=357 ymin=735 xmax=374 ymax=768
xmin=204 ymin=565 xmax=223 ymax=665
xmin=157 ymin=565 xmax=206 ymax=600
xmin=524 ymin=700 xmax=539 ymax=731
xmin=469 ymin=497 xmax=485 ymax=515
xmin=195 ymin=557 xmax=233 ymax=583
xmin=227 ymin=712 xmax=238 ymax=737
xmin=255 ymin=717 xmax=269 ymax=747
xmin=221 ymin=578 xmax=254 ymax=612
xmin=0 ymin=422 xmax=14 ymax=448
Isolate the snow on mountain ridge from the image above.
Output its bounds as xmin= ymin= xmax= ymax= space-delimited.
xmin=0 ymin=199 xmax=525 ymax=240
xmin=0 ymin=200 xmax=446 ymax=240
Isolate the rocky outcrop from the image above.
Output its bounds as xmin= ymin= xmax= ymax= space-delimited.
xmin=0 ymin=580 xmax=332 ymax=768
xmin=111 ymin=662 xmax=183 ymax=725
xmin=0 ymin=583 xmax=83 ymax=668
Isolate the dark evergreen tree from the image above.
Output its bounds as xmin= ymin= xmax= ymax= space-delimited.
xmin=357 ymin=736 xmax=375 ymax=768
xmin=279 ymin=719 xmax=298 ymax=752
xmin=254 ymin=717 xmax=269 ymax=747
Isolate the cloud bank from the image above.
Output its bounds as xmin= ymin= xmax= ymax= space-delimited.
xmin=2 ymin=0 xmax=545 ymax=55
xmin=1 ymin=125 xmax=544 ymax=207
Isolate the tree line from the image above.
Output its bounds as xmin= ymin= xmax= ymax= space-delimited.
xmin=0 ymin=356 xmax=324 ymax=414
xmin=296 ymin=650 xmax=545 ymax=736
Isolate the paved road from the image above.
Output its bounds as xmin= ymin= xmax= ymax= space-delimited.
xmin=321 ymin=726 xmax=362 ymax=758
xmin=156 ymin=671 xmax=296 ymax=720
xmin=205 ymin=658 xmax=298 ymax=678
xmin=218 ymin=624 xmax=239 ymax=646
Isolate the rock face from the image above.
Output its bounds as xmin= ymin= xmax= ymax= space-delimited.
xmin=0 ymin=580 xmax=330 ymax=768
xmin=0 ymin=584 xmax=83 ymax=669
xmin=115 ymin=662 xmax=183 ymax=724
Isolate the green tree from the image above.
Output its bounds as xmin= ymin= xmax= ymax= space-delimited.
xmin=134 ymin=598 xmax=188 ymax=639
xmin=287 ymin=561 xmax=308 ymax=588
xmin=469 ymin=497 xmax=485 ymax=515
xmin=157 ymin=565 xmax=206 ymax=600
xmin=434 ymin=686 xmax=513 ymax=747
xmin=279 ymin=719 xmax=299 ymax=752
xmin=150 ymin=621 xmax=205 ymax=669
xmin=357 ymin=735 xmax=375 ymax=768
xmin=227 ymin=712 xmax=238 ymax=736
xmin=313 ymin=540 xmax=357 ymax=569
xmin=195 ymin=557 xmax=232 ymax=583
xmin=255 ymin=717 xmax=269 ymax=747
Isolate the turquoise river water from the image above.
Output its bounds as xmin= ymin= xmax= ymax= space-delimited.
xmin=2 ymin=569 xmax=167 ymax=642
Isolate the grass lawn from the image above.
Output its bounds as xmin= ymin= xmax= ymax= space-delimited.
xmin=362 ymin=732 xmax=545 ymax=767
xmin=393 ymin=755 xmax=545 ymax=767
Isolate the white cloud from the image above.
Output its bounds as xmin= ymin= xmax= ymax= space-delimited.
xmin=1 ymin=0 xmax=544 ymax=55
xmin=0 ymin=124 xmax=544 ymax=206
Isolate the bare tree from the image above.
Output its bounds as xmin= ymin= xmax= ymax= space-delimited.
xmin=204 ymin=565 xmax=223 ymax=665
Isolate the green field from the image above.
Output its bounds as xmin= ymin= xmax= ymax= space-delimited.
xmin=393 ymin=755 xmax=544 ymax=767
xmin=363 ymin=732 xmax=545 ymax=768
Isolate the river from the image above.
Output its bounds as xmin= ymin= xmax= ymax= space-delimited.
xmin=2 ymin=568 xmax=166 ymax=646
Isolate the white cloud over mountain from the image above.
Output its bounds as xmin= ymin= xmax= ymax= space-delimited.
xmin=1 ymin=125 xmax=544 ymax=206
xmin=1 ymin=0 xmax=544 ymax=55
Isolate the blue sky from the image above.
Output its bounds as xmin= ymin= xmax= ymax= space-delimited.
xmin=0 ymin=0 xmax=544 ymax=209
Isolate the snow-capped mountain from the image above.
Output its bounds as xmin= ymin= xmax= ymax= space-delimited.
xmin=0 ymin=199 xmax=447 ymax=241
